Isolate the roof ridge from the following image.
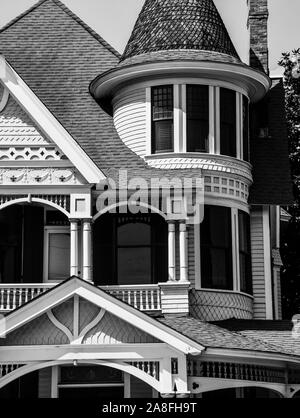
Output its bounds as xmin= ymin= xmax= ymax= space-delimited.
xmin=0 ymin=0 xmax=121 ymax=59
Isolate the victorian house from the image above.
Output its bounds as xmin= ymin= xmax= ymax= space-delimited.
xmin=0 ymin=0 xmax=299 ymax=399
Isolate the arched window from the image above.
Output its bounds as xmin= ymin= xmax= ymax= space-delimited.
xmin=93 ymin=214 xmax=167 ymax=286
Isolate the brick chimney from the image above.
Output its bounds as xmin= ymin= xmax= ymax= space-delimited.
xmin=247 ymin=0 xmax=269 ymax=74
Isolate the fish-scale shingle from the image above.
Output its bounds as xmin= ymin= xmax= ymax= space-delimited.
xmin=121 ymin=0 xmax=240 ymax=64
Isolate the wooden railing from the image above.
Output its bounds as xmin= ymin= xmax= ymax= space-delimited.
xmin=0 ymin=284 xmax=57 ymax=311
xmin=0 ymin=283 xmax=162 ymax=312
xmin=100 ymin=284 xmax=161 ymax=311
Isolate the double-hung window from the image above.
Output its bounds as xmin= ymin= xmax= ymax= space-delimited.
xmin=186 ymin=85 xmax=209 ymax=153
xmin=220 ymin=88 xmax=237 ymax=157
xmin=152 ymin=86 xmax=174 ymax=153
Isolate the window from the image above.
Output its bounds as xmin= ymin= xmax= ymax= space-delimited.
xmin=44 ymin=227 xmax=70 ymax=281
xmin=238 ymin=211 xmax=252 ymax=294
xmin=243 ymin=96 xmax=250 ymax=161
xmin=201 ymin=206 xmax=233 ymax=290
xmin=152 ymin=86 xmax=174 ymax=153
xmin=220 ymin=88 xmax=237 ymax=157
xmin=93 ymin=214 xmax=168 ymax=286
xmin=117 ymin=221 xmax=152 ymax=285
xmin=186 ymin=85 xmax=209 ymax=152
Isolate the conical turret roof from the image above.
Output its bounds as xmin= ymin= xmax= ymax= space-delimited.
xmin=121 ymin=0 xmax=240 ymax=64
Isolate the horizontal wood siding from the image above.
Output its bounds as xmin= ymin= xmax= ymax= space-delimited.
xmin=188 ymin=225 xmax=195 ymax=287
xmin=113 ymin=88 xmax=147 ymax=157
xmin=38 ymin=367 xmax=52 ymax=398
xmin=250 ymin=208 xmax=266 ymax=319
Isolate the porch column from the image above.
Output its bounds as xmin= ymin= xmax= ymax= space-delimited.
xmin=82 ymin=219 xmax=93 ymax=282
xmin=168 ymin=222 xmax=176 ymax=281
xmin=70 ymin=219 xmax=79 ymax=277
xmin=179 ymin=222 xmax=188 ymax=282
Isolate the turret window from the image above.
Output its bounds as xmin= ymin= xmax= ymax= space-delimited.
xmin=152 ymin=85 xmax=174 ymax=154
xmin=186 ymin=85 xmax=209 ymax=153
xmin=149 ymin=84 xmax=249 ymax=162
xmin=220 ymin=88 xmax=237 ymax=157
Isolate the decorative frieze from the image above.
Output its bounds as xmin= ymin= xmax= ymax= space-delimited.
xmin=0 ymin=146 xmax=66 ymax=161
xmin=0 ymin=167 xmax=84 ymax=185
xmin=204 ymin=175 xmax=249 ymax=202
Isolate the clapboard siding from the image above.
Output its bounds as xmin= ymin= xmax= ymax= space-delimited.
xmin=113 ymin=88 xmax=147 ymax=157
xmin=250 ymin=208 xmax=266 ymax=319
xmin=188 ymin=225 xmax=195 ymax=287
xmin=38 ymin=367 xmax=52 ymax=398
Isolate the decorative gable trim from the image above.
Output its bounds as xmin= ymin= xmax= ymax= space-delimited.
xmin=0 ymin=56 xmax=105 ymax=183
xmin=1 ymin=277 xmax=204 ymax=355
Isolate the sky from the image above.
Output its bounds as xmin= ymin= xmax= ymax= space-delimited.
xmin=0 ymin=0 xmax=299 ymax=76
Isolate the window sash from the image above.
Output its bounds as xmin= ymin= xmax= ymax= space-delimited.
xmin=186 ymin=85 xmax=209 ymax=153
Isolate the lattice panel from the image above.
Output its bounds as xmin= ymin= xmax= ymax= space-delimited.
xmin=0 ymin=146 xmax=66 ymax=161
xmin=189 ymin=289 xmax=253 ymax=321
xmin=204 ymin=175 xmax=249 ymax=202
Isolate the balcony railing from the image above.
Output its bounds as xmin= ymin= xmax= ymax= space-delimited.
xmin=0 ymin=283 xmax=162 ymax=313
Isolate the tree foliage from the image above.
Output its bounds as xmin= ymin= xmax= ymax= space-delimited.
xmin=278 ymin=49 xmax=300 ymax=318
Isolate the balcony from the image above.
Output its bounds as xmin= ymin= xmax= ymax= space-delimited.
xmin=0 ymin=283 xmax=162 ymax=313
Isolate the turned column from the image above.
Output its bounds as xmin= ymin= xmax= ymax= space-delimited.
xmin=179 ymin=222 xmax=188 ymax=282
xmin=168 ymin=222 xmax=176 ymax=281
xmin=70 ymin=219 xmax=79 ymax=277
xmin=82 ymin=219 xmax=93 ymax=282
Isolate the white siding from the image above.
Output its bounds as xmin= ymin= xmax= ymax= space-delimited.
xmin=188 ymin=225 xmax=195 ymax=287
xmin=38 ymin=368 xmax=52 ymax=398
xmin=113 ymin=88 xmax=147 ymax=157
xmin=250 ymin=208 xmax=266 ymax=319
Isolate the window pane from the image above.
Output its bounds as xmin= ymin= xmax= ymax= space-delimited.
xmin=118 ymin=223 xmax=151 ymax=246
xmin=220 ymin=88 xmax=237 ymax=157
xmin=243 ymin=96 xmax=249 ymax=161
xmin=187 ymin=85 xmax=209 ymax=152
xmin=201 ymin=206 xmax=233 ymax=290
xmin=118 ymin=247 xmax=151 ymax=285
xmin=152 ymin=86 xmax=174 ymax=153
xmin=239 ymin=211 xmax=252 ymax=294
xmin=48 ymin=233 xmax=70 ymax=280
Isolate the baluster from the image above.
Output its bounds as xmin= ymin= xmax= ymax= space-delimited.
xmin=18 ymin=289 xmax=22 ymax=308
xmin=153 ymin=363 xmax=156 ymax=380
xmin=157 ymin=288 xmax=161 ymax=310
xmin=218 ymin=362 xmax=222 ymax=378
xmin=212 ymin=362 xmax=216 ymax=378
xmin=128 ymin=290 xmax=131 ymax=306
xmin=235 ymin=363 xmax=239 ymax=380
xmin=25 ymin=288 xmax=29 ymax=303
xmin=133 ymin=291 xmax=137 ymax=309
xmin=0 ymin=365 xmax=2 ymax=378
xmin=122 ymin=291 xmax=125 ymax=303
xmin=140 ymin=291 xmax=143 ymax=310
xmin=6 ymin=289 xmax=11 ymax=310
xmin=145 ymin=290 xmax=149 ymax=310
xmin=0 ymin=289 xmax=4 ymax=310
xmin=30 ymin=288 xmax=35 ymax=301
xmin=150 ymin=290 xmax=154 ymax=310
xmin=229 ymin=363 xmax=233 ymax=379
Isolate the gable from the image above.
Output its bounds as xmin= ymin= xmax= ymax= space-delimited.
xmin=0 ymin=90 xmax=66 ymax=160
xmin=1 ymin=296 xmax=158 ymax=346
xmin=1 ymin=277 xmax=203 ymax=354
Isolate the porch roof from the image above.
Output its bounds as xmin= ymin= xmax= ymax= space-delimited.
xmin=158 ymin=316 xmax=300 ymax=359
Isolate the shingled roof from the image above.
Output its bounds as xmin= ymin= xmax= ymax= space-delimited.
xmin=0 ymin=0 xmax=293 ymax=204
xmin=121 ymin=0 xmax=240 ymax=64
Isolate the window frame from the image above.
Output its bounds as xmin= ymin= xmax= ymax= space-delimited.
xmin=195 ymin=205 xmax=252 ymax=295
xmin=43 ymin=226 xmax=70 ymax=283
xmin=148 ymin=83 xmax=250 ymax=162
xmin=151 ymin=85 xmax=174 ymax=154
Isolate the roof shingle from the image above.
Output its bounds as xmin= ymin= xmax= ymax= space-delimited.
xmin=121 ymin=0 xmax=240 ymax=64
